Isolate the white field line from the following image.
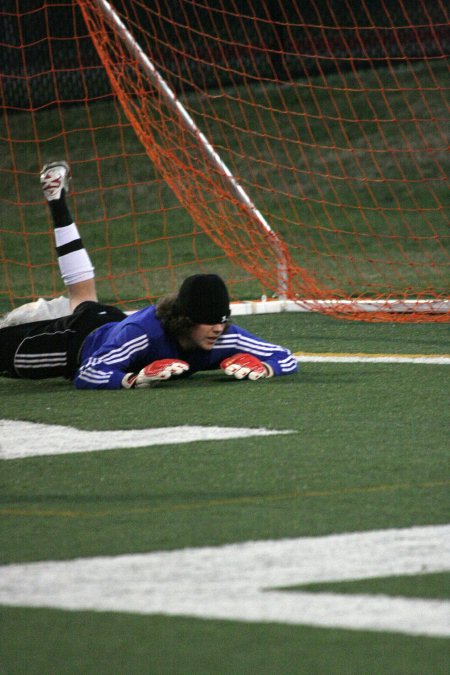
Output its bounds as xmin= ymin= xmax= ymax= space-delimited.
xmin=295 ymin=351 xmax=450 ymax=364
xmin=0 ymin=420 xmax=294 ymax=460
xmin=230 ymin=299 xmax=450 ymax=314
xmin=0 ymin=524 xmax=449 ymax=637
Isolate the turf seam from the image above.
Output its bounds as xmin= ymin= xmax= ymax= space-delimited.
xmin=2 ymin=479 xmax=449 ymax=519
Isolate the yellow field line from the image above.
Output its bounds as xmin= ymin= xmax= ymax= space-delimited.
xmin=2 ymin=479 xmax=449 ymax=519
xmin=294 ymin=351 xmax=450 ymax=364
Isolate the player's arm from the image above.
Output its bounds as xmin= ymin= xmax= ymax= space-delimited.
xmin=216 ymin=325 xmax=298 ymax=380
xmin=74 ymin=322 xmax=156 ymax=389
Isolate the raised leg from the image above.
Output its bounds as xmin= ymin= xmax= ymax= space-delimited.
xmin=40 ymin=161 xmax=97 ymax=310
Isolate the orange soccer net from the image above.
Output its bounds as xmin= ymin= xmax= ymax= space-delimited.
xmin=1 ymin=0 xmax=448 ymax=320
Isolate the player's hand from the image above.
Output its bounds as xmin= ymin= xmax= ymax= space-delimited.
xmin=122 ymin=359 xmax=190 ymax=388
xmin=220 ymin=353 xmax=273 ymax=381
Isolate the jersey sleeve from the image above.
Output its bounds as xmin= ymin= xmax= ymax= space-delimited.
xmin=73 ymin=321 xmax=151 ymax=389
xmin=213 ymin=325 xmax=298 ymax=376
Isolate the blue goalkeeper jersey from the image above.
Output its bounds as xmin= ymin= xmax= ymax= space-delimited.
xmin=74 ymin=305 xmax=298 ymax=389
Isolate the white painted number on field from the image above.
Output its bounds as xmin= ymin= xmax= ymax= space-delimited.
xmin=0 ymin=420 xmax=294 ymax=460
xmin=1 ymin=525 xmax=449 ymax=637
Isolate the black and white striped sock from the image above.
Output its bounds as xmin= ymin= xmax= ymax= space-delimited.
xmin=48 ymin=189 xmax=94 ymax=286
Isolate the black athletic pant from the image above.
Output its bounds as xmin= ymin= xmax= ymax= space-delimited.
xmin=0 ymin=301 xmax=126 ymax=380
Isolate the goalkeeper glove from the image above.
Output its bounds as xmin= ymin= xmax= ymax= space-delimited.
xmin=122 ymin=359 xmax=190 ymax=388
xmin=220 ymin=353 xmax=273 ymax=381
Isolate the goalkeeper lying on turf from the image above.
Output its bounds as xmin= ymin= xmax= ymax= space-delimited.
xmin=0 ymin=162 xmax=298 ymax=389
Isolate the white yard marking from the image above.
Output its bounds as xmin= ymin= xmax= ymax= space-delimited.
xmin=0 ymin=420 xmax=293 ymax=460
xmin=1 ymin=525 xmax=449 ymax=637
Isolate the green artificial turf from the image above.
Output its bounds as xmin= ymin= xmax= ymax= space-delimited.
xmin=1 ymin=608 xmax=449 ymax=675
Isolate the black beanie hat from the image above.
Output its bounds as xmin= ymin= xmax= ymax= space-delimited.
xmin=174 ymin=274 xmax=231 ymax=324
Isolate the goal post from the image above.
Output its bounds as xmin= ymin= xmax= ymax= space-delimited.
xmin=0 ymin=0 xmax=448 ymax=321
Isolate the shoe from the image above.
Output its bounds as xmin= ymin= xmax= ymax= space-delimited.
xmin=40 ymin=161 xmax=71 ymax=201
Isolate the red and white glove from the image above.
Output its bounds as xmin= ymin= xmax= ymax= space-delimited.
xmin=122 ymin=359 xmax=190 ymax=388
xmin=220 ymin=353 xmax=273 ymax=381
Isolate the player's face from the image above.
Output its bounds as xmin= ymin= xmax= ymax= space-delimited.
xmin=188 ymin=322 xmax=226 ymax=350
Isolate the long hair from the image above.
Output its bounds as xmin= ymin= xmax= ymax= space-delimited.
xmin=156 ymin=294 xmax=232 ymax=340
xmin=156 ymin=295 xmax=194 ymax=339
